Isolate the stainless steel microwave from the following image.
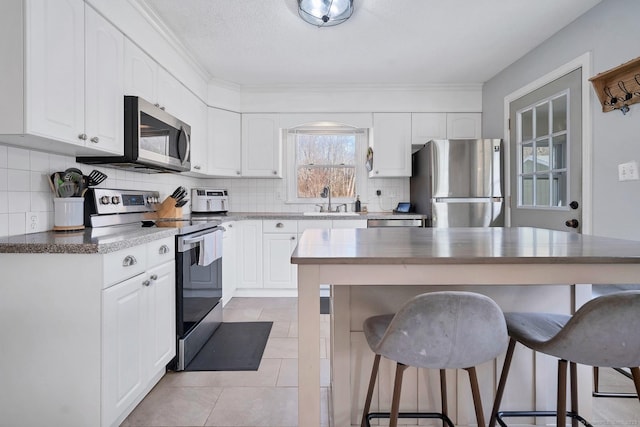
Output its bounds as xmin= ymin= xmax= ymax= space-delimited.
xmin=77 ymin=96 xmax=191 ymax=173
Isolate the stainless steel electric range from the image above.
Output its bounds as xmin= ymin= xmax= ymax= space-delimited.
xmin=85 ymin=188 xmax=224 ymax=371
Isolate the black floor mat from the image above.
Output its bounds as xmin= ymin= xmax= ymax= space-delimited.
xmin=320 ymin=296 xmax=330 ymax=314
xmin=185 ymin=321 xmax=272 ymax=371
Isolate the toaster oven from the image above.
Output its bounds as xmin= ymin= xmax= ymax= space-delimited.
xmin=191 ymin=189 xmax=229 ymax=213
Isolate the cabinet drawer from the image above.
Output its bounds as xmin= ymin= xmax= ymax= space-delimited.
xmin=147 ymin=236 xmax=175 ymax=268
xmin=263 ymin=220 xmax=297 ymax=233
xmin=103 ymin=244 xmax=147 ymax=288
xmin=298 ymin=220 xmax=332 ymax=233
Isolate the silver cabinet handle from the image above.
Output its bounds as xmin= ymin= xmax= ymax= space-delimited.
xmin=160 ymin=106 xmax=165 ymax=111
xmin=159 ymin=244 xmax=170 ymax=254
xmin=276 ymin=222 xmax=284 ymax=228
xmin=194 ymin=165 xmax=201 ymax=170
xmin=154 ymin=103 xmax=160 ymax=108
xmin=272 ymin=170 xmax=277 ymax=175
xmin=142 ymin=279 xmax=151 ymax=286
xmin=150 ymin=274 xmax=158 ymax=281
xmin=122 ymin=255 xmax=137 ymax=267
xmin=236 ymin=171 xmax=241 ymax=175
xmin=291 ymin=236 xmax=296 ymax=240
xmin=90 ymin=136 xmax=99 ymax=143
xmin=78 ymin=133 xmax=87 ymax=140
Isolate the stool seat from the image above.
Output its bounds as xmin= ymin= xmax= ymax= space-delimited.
xmin=361 ymin=291 xmax=508 ymax=427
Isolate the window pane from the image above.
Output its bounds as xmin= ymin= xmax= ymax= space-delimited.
xmin=296 ymin=134 xmax=356 ymax=165
xmin=535 ymin=102 xmax=549 ymax=137
xmin=521 ymin=143 xmax=534 ymax=174
xmin=536 ymin=174 xmax=550 ymax=206
xmin=552 ymin=95 xmax=567 ymax=133
xmin=536 ymin=138 xmax=550 ymax=172
xmin=521 ymin=109 xmax=533 ymax=141
xmin=521 ymin=176 xmax=533 ymax=205
xmin=297 ymin=166 xmax=355 ymax=198
xmin=552 ymin=134 xmax=567 ymax=169
xmin=552 ymin=172 xmax=567 ymax=207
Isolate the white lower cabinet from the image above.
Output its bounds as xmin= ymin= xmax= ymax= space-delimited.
xmin=221 ymin=221 xmax=237 ymax=306
xmin=263 ymin=220 xmax=298 ymax=290
xmin=236 ymin=220 xmax=263 ymax=290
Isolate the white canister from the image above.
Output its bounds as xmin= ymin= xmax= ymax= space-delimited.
xmin=53 ymin=197 xmax=85 ymax=230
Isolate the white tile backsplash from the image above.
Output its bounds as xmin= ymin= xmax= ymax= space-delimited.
xmin=0 ymin=142 xmax=410 ymax=237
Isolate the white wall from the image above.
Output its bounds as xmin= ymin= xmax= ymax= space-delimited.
xmin=482 ymin=0 xmax=640 ymax=240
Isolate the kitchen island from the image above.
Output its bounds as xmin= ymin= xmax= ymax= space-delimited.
xmin=291 ymin=227 xmax=640 ymax=427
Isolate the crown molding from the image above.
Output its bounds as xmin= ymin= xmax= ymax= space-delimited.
xmin=237 ymin=82 xmax=483 ymax=94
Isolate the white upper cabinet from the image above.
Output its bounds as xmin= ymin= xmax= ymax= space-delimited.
xmin=446 ymin=113 xmax=482 ymax=139
xmin=241 ymin=114 xmax=282 ymax=178
xmin=370 ymin=113 xmax=412 ymax=177
xmin=209 ymin=108 xmax=241 ymax=177
xmin=84 ymin=6 xmax=124 ymax=154
xmin=411 ymin=113 xmax=447 ymax=145
xmin=25 ymin=0 xmax=85 ymax=146
xmin=183 ymin=91 xmax=208 ymax=175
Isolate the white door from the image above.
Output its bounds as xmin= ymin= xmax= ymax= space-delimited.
xmin=145 ymin=262 xmax=176 ymax=373
xmin=509 ymin=68 xmax=582 ymax=232
xmin=263 ymin=233 xmax=297 ymax=289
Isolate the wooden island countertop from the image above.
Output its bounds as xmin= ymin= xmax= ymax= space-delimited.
xmin=291 ymin=227 xmax=640 ymax=427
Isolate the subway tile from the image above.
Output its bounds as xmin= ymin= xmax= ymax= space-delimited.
xmin=7 ymin=169 xmax=30 ymax=192
xmin=31 ymin=171 xmax=51 ymax=192
xmin=0 ymin=168 xmax=7 ymax=192
xmin=0 ymin=192 xmax=7 ymax=213
xmin=8 ymin=212 xmax=25 ymax=235
xmin=30 ymin=191 xmax=52 ymax=212
xmin=7 ymin=147 xmax=30 ymax=170
xmin=0 ymin=145 xmax=7 ymax=168
xmin=29 ymin=150 xmax=49 ymax=171
xmin=7 ymin=191 xmax=29 ymax=213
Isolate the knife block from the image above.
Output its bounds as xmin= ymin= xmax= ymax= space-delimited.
xmin=152 ymin=197 xmax=183 ymax=220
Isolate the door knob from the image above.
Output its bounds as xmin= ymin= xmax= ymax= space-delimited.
xmin=565 ymin=219 xmax=580 ymax=229
xmin=569 ymin=201 xmax=579 ymax=210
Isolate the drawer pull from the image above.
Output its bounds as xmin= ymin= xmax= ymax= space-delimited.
xmin=276 ymin=222 xmax=284 ymax=228
xmin=142 ymin=279 xmax=151 ymax=287
xmin=122 ymin=255 xmax=137 ymax=267
xmin=150 ymin=274 xmax=158 ymax=281
xmin=158 ymin=244 xmax=170 ymax=254
xmin=291 ymin=236 xmax=296 ymax=240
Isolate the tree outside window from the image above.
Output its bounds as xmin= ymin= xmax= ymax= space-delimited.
xmin=295 ymin=133 xmax=356 ymax=199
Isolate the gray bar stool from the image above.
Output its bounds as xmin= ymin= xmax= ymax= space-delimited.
xmin=360 ymin=291 xmax=509 ymax=427
xmin=489 ymin=290 xmax=640 ymax=427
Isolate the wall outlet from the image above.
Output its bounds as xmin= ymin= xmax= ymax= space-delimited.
xmin=26 ymin=212 xmax=48 ymax=234
xmin=618 ymin=161 xmax=639 ymax=181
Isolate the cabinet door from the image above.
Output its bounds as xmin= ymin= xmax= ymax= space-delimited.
xmin=263 ymin=233 xmax=297 ymax=289
xmin=221 ymin=222 xmax=237 ymax=305
xmin=209 ymin=108 xmax=242 ymax=177
xmin=370 ymin=113 xmax=412 ymax=177
xmin=241 ymin=114 xmax=282 ymax=177
xmin=237 ymin=220 xmax=263 ymax=288
xmin=184 ymin=92 xmax=209 ymax=174
xmin=102 ymin=274 xmax=146 ymax=427
xmin=411 ymin=113 xmax=446 ymax=145
xmin=157 ymin=67 xmax=183 ymax=116
xmin=26 ymin=0 xmax=85 ymax=145
xmin=123 ymin=39 xmax=157 ymax=102
xmin=446 ymin=113 xmax=482 ymax=139
xmin=84 ymin=6 xmax=124 ymax=154
xmin=145 ymin=261 xmax=176 ymax=374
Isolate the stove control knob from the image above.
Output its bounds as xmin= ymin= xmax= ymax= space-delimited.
xmin=146 ymin=196 xmax=153 ymax=204
xmin=100 ymin=196 xmax=110 ymax=205
xmin=111 ymin=196 xmax=120 ymax=205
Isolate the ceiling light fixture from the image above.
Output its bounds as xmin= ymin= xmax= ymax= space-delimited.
xmin=298 ymin=0 xmax=353 ymax=27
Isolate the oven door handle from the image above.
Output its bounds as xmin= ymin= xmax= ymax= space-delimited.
xmin=178 ymin=227 xmax=225 ymax=253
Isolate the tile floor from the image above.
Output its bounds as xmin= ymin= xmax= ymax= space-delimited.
xmin=122 ymin=297 xmax=639 ymax=427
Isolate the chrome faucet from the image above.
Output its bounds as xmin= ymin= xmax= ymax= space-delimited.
xmin=335 ymin=203 xmax=348 ymax=212
xmin=320 ymin=186 xmax=332 ymax=212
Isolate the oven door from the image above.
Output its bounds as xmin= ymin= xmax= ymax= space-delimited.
xmin=175 ymin=228 xmax=223 ymax=370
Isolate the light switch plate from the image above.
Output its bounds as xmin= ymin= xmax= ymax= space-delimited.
xmin=618 ymin=161 xmax=639 ymax=181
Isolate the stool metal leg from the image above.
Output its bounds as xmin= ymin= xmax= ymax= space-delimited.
xmin=557 ymin=359 xmax=568 ymax=427
xmin=466 ymin=366 xmax=486 ymax=427
xmin=631 ymin=367 xmax=640 ymax=401
xmin=390 ymin=363 xmax=408 ymax=427
xmin=570 ymin=362 xmax=578 ymax=427
xmin=440 ymin=369 xmax=448 ymax=427
xmin=489 ymin=338 xmax=516 ymax=427
xmin=361 ymin=354 xmax=381 ymax=427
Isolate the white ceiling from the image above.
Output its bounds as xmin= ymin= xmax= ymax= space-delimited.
xmin=140 ymin=0 xmax=601 ymax=87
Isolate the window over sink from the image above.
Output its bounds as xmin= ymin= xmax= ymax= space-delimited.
xmin=286 ymin=123 xmax=368 ymax=205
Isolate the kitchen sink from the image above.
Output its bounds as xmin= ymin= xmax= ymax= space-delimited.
xmin=303 ymin=212 xmax=360 ymax=216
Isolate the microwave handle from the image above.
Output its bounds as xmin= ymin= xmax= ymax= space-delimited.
xmin=178 ymin=126 xmax=190 ymax=166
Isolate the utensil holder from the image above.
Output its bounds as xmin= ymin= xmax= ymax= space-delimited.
xmin=149 ymin=197 xmax=183 ymax=220
xmin=53 ymin=197 xmax=85 ymax=231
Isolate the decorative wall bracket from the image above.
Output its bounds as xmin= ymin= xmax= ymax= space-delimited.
xmin=589 ymin=56 xmax=640 ymax=115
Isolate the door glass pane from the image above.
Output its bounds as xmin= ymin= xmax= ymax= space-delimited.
xmin=536 ymin=175 xmax=550 ymax=206
xmin=552 ymin=135 xmax=567 ymax=169
xmin=552 ymin=95 xmax=567 ymax=133
xmin=521 ymin=176 xmax=533 ymax=205
xmin=536 ymin=138 xmax=550 ymax=172
xmin=535 ymin=102 xmax=549 ymax=137
xmin=552 ymin=172 xmax=567 ymax=207
xmin=521 ymin=143 xmax=534 ymax=173
xmin=521 ymin=109 xmax=533 ymax=141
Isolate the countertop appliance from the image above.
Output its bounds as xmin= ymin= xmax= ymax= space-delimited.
xmin=410 ymin=139 xmax=504 ymax=227
xmin=84 ymin=188 xmax=223 ymax=371
xmin=191 ymin=188 xmax=229 ymax=213
xmin=77 ymin=96 xmax=191 ymax=173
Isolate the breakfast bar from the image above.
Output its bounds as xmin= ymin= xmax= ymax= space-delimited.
xmin=291 ymin=227 xmax=640 ymax=427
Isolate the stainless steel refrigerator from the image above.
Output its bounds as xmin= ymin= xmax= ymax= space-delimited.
xmin=410 ymin=139 xmax=504 ymax=227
